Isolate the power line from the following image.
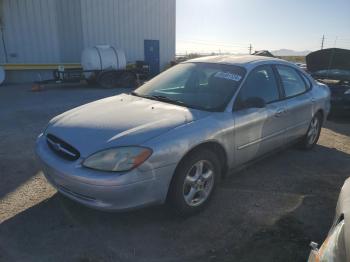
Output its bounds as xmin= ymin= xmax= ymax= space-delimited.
xmin=177 ymin=42 xmax=248 ymax=49
xmin=177 ymin=38 xmax=250 ymax=45
xmin=177 ymin=39 xmax=248 ymax=47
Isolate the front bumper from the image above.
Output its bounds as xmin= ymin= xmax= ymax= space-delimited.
xmin=35 ymin=134 xmax=177 ymax=211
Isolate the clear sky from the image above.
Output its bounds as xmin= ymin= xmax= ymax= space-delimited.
xmin=176 ymin=0 xmax=350 ymax=54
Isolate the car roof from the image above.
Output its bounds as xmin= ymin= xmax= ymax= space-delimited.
xmin=185 ymin=55 xmax=293 ymax=70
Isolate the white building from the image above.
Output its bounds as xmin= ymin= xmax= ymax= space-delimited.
xmin=0 ymin=0 xmax=176 ymax=83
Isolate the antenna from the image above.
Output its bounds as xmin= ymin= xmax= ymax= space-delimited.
xmin=321 ymin=35 xmax=325 ymax=50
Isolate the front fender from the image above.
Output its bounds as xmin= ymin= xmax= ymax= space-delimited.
xmin=140 ymin=114 xmax=235 ymax=172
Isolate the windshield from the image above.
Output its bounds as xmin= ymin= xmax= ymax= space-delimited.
xmin=133 ymin=63 xmax=246 ymax=111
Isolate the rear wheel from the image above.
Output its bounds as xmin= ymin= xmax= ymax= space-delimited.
xmin=168 ymin=149 xmax=221 ymax=216
xmin=300 ymin=113 xmax=322 ymax=149
xmin=97 ymin=70 xmax=136 ymax=89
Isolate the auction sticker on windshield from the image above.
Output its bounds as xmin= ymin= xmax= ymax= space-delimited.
xmin=214 ymin=71 xmax=242 ymax=81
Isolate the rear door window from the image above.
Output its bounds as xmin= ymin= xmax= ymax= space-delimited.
xmin=276 ymin=65 xmax=307 ymax=97
xmin=235 ymin=65 xmax=280 ymax=109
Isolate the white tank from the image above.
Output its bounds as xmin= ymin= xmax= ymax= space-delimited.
xmin=0 ymin=66 xmax=5 ymax=85
xmin=81 ymin=45 xmax=126 ymax=79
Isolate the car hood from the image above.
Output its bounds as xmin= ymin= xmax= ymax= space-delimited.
xmin=46 ymin=93 xmax=210 ymax=157
xmin=306 ymin=48 xmax=350 ymax=80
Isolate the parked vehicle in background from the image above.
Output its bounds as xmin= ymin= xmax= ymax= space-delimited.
xmin=308 ymin=177 xmax=350 ymax=261
xmin=252 ymin=50 xmax=275 ymax=57
xmin=319 ymin=79 xmax=350 ymax=114
xmin=295 ymin=63 xmax=307 ymax=71
xmin=306 ymin=48 xmax=350 ymax=114
xmin=36 ymin=55 xmax=330 ymax=215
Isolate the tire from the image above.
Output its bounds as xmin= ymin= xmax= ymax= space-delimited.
xmin=97 ymin=70 xmax=136 ymax=89
xmin=300 ymin=113 xmax=322 ymax=150
xmin=118 ymin=71 xmax=137 ymax=88
xmin=96 ymin=71 xmax=120 ymax=89
xmin=86 ymin=78 xmax=97 ymax=86
xmin=168 ymin=149 xmax=221 ymax=216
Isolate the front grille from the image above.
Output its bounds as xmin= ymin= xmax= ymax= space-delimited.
xmin=46 ymin=134 xmax=80 ymax=161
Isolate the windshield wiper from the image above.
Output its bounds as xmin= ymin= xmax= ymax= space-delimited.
xmin=130 ymin=91 xmax=158 ymax=100
xmin=131 ymin=92 xmax=185 ymax=106
xmin=150 ymin=95 xmax=186 ymax=106
xmin=130 ymin=91 xmax=147 ymax=98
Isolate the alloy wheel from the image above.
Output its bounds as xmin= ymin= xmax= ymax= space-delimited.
xmin=182 ymin=160 xmax=215 ymax=207
xmin=307 ymin=116 xmax=320 ymax=145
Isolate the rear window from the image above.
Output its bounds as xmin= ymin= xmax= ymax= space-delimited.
xmin=299 ymin=72 xmax=312 ymax=89
xmin=276 ymin=65 xmax=307 ymax=97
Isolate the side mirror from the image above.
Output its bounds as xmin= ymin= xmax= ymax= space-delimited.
xmin=244 ymin=97 xmax=266 ymax=109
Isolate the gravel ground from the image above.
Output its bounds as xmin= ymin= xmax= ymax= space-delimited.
xmin=0 ymin=84 xmax=349 ymax=262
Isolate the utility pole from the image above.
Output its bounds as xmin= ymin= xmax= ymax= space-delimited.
xmin=249 ymin=44 xmax=252 ymax=54
xmin=321 ymin=35 xmax=325 ymax=50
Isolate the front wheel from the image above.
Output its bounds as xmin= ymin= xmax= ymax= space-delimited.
xmin=168 ymin=149 xmax=221 ymax=216
xmin=300 ymin=113 xmax=322 ymax=149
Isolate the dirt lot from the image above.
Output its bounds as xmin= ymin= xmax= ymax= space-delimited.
xmin=0 ymin=84 xmax=349 ymax=262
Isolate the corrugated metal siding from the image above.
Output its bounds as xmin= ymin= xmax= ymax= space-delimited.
xmin=2 ymin=0 xmax=60 ymax=63
xmin=160 ymin=0 xmax=176 ymax=68
xmin=0 ymin=0 xmax=5 ymax=64
xmin=0 ymin=29 xmax=5 ymax=63
xmin=55 ymin=0 xmax=83 ymax=62
xmin=1 ymin=0 xmax=175 ymax=68
xmin=81 ymin=0 xmax=175 ymax=68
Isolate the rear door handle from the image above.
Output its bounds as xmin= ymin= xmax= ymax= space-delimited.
xmin=275 ymin=108 xmax=285 ymax=117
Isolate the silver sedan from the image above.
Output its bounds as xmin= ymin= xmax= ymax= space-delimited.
xmin=36 ymin=55 xmax=331 ymax=215
xmin=308 ymin=177 xmax=350 ymax=261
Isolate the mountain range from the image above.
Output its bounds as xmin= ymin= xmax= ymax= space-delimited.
xmin=271 ymin=49 xmax=312 ymax=56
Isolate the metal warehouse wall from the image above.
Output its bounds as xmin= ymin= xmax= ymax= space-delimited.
xmin=81 ymin=0 xmax=175 ymax=68
xmin=55 ymin=0 xmax=84 ymax=63
xmin=1 ymin=0 xmax=175 ymax=69
xmin=0 ymin=0 xmax=6 ymax=63
xmin=2 ymin=0 xmax=61 ymax=63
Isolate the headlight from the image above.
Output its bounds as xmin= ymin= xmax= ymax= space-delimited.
xmin=315 ymin=219 xmax=346 ymax=261
xmin=83 ymin=147 xmax=152 ymax=172
xmin=345 ymin=89 xmax=350 ymax=95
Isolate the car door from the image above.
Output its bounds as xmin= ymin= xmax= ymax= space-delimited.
xmin=232 ymin=64 xmax=288 ymax=166
xmin=275 ymin=65 xmax=313 ymax=142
